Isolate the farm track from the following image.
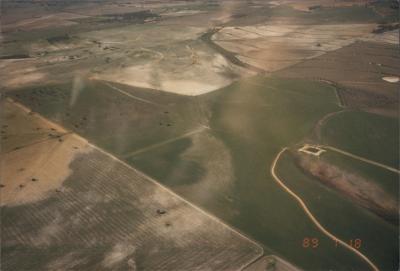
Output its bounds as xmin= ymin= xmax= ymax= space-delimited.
xmin=122 ymin=126 xmax=208 ymax=159
xmin=313 ymin=110 xmax=348 ymax=140
xmin=102 ymin=81 xmax=161 ymax=106
xmin=270 ymin=148 xmax=380 ymax=271
xmin=1 ymin=131 xmax=72 ymax=154
xmin=321 ymin=145 xmax=400 ymax=174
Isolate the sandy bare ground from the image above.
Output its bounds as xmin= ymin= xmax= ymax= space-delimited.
xmin=213 ymin=24 xmax=376 ymax=72
xmin=1 ymin=99 xmax=58 ymax=153
xmin=92 ymin=45 xmax=243 ymax=95
xmin=1 ymin=99 xmax=68 ymax=147
xmin=382 ymin=76 xmax=400 ymax=83
xmin=1 ymin=133 xmax=90 ymax=206
xmin=0 ymin=99 xmax=90 ymax=206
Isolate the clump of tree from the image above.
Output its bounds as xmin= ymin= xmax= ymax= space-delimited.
xmin=47 ymin=34 xmax=70 ymax=44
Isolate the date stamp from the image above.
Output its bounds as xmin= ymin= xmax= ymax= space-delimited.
xmin=302 ymin=238 xmax=362 ymax=249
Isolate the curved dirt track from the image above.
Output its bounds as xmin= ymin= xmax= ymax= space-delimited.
xmin=270 ymin=148 xmax=379 ymax=271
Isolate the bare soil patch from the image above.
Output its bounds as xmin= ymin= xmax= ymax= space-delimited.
xmin=293 ymin=151 xmax=398 ymax=225
xmin=214 ymin=24 xmax=376 ymax=72
xmin=382 ymin=76 xmax=399 ymax=83
xmin=0 ymin=100 xmax=90 ymax=206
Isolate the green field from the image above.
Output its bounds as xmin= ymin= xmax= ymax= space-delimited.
xmin=320 ymin=111 xmax=399 ymax=169
xmin=7 ymin=75 xmax=399 ymax=270
xmin=130 ymin=76 xmax=393 ymax=270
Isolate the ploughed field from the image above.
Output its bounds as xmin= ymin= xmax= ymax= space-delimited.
xmin=276 ymin=41 xmax=400 ymax=117
xmin=1 ymin=101 xmax=262 ymax=270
